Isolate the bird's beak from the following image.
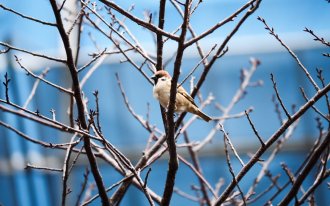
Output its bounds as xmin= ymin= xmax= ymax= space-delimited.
xmin=151 ymin=75 xmax=157 ymax=81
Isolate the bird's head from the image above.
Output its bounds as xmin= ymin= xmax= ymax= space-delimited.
xmin=151 ymin=70 xmax=171 ymax=85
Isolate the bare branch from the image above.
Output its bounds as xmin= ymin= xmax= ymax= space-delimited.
xmin=0 ymin=120 xmax=80 ymax=150
xmin=25 ymin=163 xmax=63 ymax=172
xmin=219 ymin=124 xmax=245 ymax=167
xmin=214 ymin=81 xmax=330 ymax=206
xmin=0 ymin=4 xmax=57 ymax=26
xmin=0 ymin=42 xmax=66 ymax=63
xmin=23 ymin=68 xmax=50 ymax=109
xmin=257 ymin=16 xmax=320 ymax=91
xmin=3 ymin=72 xmax=10 ymax=103
xmin=221 ymin=125 xmax=246 ymax=206
xmin=75 ymin=168 xmax=90 ymax=206
xmin=303 ymin=27 xmax=330 ymax=47
xmin=44 ymin=2 xmax=110 ymax=204
xmin=184 ymin=0 xmax=257 ymax=47
xmin=179 ymin=44 xmax=217 ymax=87
xmin=300 ymin=87 xmax=329 ymax=122
xmin=194 ymin=58 xmax=260 ymax=151
xmin=98 ymin=0 xmax=180 ymax=41
xmin=279 ymin=132 xmax=330 ymax=206
xmin=62 ymin=135 xmax=79 ymax=206
xmin=270 ymin=73 xmax=291 ymax=120
xmin=161 ymin=0 xmax=191 ymax=204
xmin=78 ymin=48 xmax=107 ymax=72
xmin=15 ymin=56 xmax=74 ymax=95
xmin=245 ymin=110 xmax=265 ymax=147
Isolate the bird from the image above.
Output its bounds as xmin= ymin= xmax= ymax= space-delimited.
xmin=151 ymin=70 xmax=212 ymax=122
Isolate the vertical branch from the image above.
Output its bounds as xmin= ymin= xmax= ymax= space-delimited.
xmin=48 ymin=1 xmax=109 ymax=205
xmin=75 ymin=168 xmax=90 ymax=206
xmin=61 ymin=135 xmax=78 ymax=206
xmin=161 ymin=0 xmax=191 ymax=205
xmin=156 ymin=0 xmax=166 ymax=71
xmin=93 ymin=90 xmax=102 ymax=134
xmin=3 ymin=72 xmax=11 ymax=103
xmin=156 ymin=0 xmax=170 ymax=135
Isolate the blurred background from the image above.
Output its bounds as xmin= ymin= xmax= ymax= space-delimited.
xmin=0 ymin=0 xmax=329 ymax=205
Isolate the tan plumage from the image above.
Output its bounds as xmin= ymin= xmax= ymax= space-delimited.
xmin=151 ymin=70 xmax=212 ymax=122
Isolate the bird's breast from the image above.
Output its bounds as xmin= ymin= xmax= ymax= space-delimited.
xmin=153 ymin=83 xmax=170 ymax=108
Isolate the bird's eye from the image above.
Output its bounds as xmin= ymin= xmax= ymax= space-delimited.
xmin=161 ymin=78 xmax=166 ymax=81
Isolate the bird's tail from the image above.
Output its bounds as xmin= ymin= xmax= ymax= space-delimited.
xmin=195 ymin=110 xmax=212 ymax=122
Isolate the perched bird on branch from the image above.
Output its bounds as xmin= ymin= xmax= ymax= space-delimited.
xmin=151 ymin=70 xmax=212 ymax=122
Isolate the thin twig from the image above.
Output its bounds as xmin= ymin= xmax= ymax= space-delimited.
xmin=179 ymin=44 xmax=217 ymax=87
xmin=219 ymin=124 xmax=245 ymax=167
xmin=214 ymin=82 xmax=330 ymax=206
xmin=181 ymin=123 xmax=212 ymax=205
xmin=0 ymin=42 xmax=66 ymax=63
xmin=98 ymin=0 xmax=180 ymax=41
xmin=75 ymin=168 xmax=90 ymax=206
xmin=0 ymin=101 xmax=102 ymax=141
xmin=244 ymin=120 xmax=299 ymax=201
xmin=298 ymin=170 xmax=330 ymax=205
xmin=222 ymin=125 xmax=246 ymax=206
xmin=257 ymin=16 xmax=320 ymax=91
xmin=84 ymin=14 xmax=152 ymax=84
xmin=194 ymin=58 xmax=260 ymax=151
xmin=178 ymin=155 xmax=217 ymax=199
xmin=184 ymin=0 xmax=257 ymax=47
xmin=270 ymin=73 xmax=291 ymax=120
xmin=81 ymin=0 xmax=157 ymax=68
xmin=303 ymin=27 xmax=330 ymax=47
xmin=245 ymin=110 xmax=265 ymax=146
xmin=15 ymin=56 xmax=73 ymax=95
xmin=62 ymin=134 xmax=79 ymax=206
xmin=0 ymin=120 xmax=80 ymax=149
xmin=278 ymin=132 xmax=330 ymax=206
xmin=300 ymin=87 xmax=329 ymax=122
xmin=316 ymin=69 xmax=330 ymax=122
xmin=23 ymin=68 xmax=50 ymax=109
xmin=0 ymin=4 xmax=57 ymax=26
xmin=3 ymin=72 xmax=10 ymax=103
xmin=78 ymin=48 xmax=107 ymax=72
xmin=281 ymin=163 xmax=299 ymax=204
xmin=25 ymin=163 xmax=63 ymax=172
xmin=80 ymin=54 xmax=107 ymax=88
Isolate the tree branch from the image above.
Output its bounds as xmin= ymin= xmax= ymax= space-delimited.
xmin=49 ymin=1 xmax=109 ymax=205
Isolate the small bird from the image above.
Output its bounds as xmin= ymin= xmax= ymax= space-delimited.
xmin=151 ymin=70 xmax=212 ymax=122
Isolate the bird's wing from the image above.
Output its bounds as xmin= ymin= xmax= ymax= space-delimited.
xmin=177 ymin=85 xmax=197 ymax=107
